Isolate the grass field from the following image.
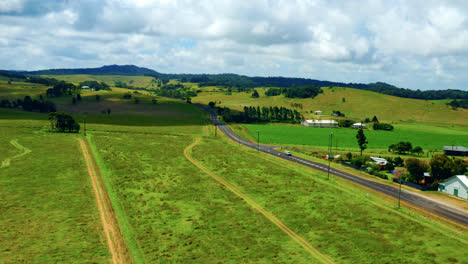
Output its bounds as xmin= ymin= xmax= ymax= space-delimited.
xmin=0 ymin=78 xmax=49 ymax=99
xmin=43 ymin=74 xmax=157 ymax=89
xmin=0 ymin=117 xmax=109 ymax=263
xmin=193 ymin=86 xmax=468 ymax=126
xmin=236 ymin=123 xmax=468 ymax=151
xmin=190 ymin=137 xmax=468 ymax=263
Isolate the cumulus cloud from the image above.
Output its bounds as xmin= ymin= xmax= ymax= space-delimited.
xmin=0 ymin=0 xmax=468 ymax=90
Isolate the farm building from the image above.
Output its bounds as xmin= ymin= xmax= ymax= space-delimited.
xmin=438 ymin=175 xmax=468 ymax=199
xmin=314 ymin=110 xmax=322 ymax=115
xmin=81 ymin=86 xmax=90 ymax=89
xmin=352 ymin=123 xmax=367 ymax=129
xmin=443 ymin=146 xmax=468 ymax=156
xmin=301 ymin=120 xmax=338 ymax=128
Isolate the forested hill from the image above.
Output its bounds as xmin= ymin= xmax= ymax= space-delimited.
xmin=2 ymin=64 xmax=468 ymax=100
xmin=25 ymin=64 xmax=159 ymax=76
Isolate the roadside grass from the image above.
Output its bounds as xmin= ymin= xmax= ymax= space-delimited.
xmin=193 ymin=86 xmax=468 ymax=126
xmin=237 ymin=123 xmax=468 ymax=151
xmin=0 ymin=122 xmax=109 ymax=263
xmin=89 ymin=131 xmax=317 ymax=263
xmin=191 ymin=137 xmax=468 ymax=263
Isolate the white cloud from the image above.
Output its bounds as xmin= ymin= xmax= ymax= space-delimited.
xmin=0 ymin=0 xmax=468 ymax=90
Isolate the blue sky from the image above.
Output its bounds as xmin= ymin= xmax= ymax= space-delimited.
xmin=1 ymin=0 xmax=468 ymax=91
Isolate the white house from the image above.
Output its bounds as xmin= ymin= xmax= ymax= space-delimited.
xmin=370 ymin=157 xmax=388 ymax=166
xmin=439 ymin=175 xmax=468 ymax=199
xmin=314 ymin=110 xmax=322 ymax=115
xmin=301 ymin=120 xmax=338 ymax=128
xmin=352 ymin=123 xmax=367 ymax=129
xmin=81 ymin=86 xmax=90 ymax=89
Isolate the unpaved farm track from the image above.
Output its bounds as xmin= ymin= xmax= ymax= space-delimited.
xmin=1 ymin=139 xmax=31 ymax=168
xmin=78 ymin=137 xmax=131 ymax=264
xmin=184 ymin=136 xmax=334 ymax=264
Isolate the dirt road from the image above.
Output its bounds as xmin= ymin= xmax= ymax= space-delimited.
xmin=78 ymin=138 xmax=131 ymax=264
xmin=184 ymin=136 xmax=334 ymax=264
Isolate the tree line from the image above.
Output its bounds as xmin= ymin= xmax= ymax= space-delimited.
xmin=0 ymin=95 xmax=56 ymax=113
xmin=211 ymin=103 xmax=303 ymax=123
xmin=265 ymin=85 xmax=323 ymax=99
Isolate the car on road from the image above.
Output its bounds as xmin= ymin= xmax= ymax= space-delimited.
xmin=284 ymin=151 xmax=292 ymax=156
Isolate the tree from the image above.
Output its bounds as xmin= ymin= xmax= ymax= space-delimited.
xmin=371 ymin=116 xmax=379 ymax=123
xmin=429 ymin=154 xmax=453 ymax=182
xmin=394 ymin=157 xmax=404 ymax=167
xmin=152 ymin=99 xmax=157 ymax=104
xmin=405 ymin=158 xmax=428 ymax=183
xmin=96 ymin=95 xmax=100 ymax=101
xmin=72 ymin=97 xmax=76 ymax=104
xmin=77 ymin=94 xmax=81 ymax=101
xmin=208 ymin=101 xmax=216 ymax=108
xmin=48 ymin=112 xmax=80 ymax=133
xmin=251 ymin=90 xmax=259 ymax=98
xmin=107 ymin=108 xmax=111 ymax=115
xmin=134 ymin=98 xmax=140 ymax=104
xmin=356 ymin=128 xmax=368 ymax=156
xmin=452 ymin=158 xmax=468 ymax=175
xmin=411 ymin=146 xmax=424 ymax=156
xmin=342 ymin=97 xmax=346 ymax=102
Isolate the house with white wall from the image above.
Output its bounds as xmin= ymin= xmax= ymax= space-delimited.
xmin=438 ymin=175 xmax=468 ymax=199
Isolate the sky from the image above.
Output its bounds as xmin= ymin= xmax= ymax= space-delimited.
xmin=1 ymin=0 xmax=468 ymax=91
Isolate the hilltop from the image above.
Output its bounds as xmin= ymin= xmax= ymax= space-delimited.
xmin=24 ymin=64 xmax=159 ymax=76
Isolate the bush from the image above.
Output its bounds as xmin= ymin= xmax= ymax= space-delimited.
xmin=373 ymin=123 xmax=394 ymax=131
xmin=123 ymin=93 xmax=132 ymax=99
xmin=351 ymin=156 xmax=370 ymax=168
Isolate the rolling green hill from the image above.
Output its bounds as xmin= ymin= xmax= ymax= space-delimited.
xmin=193 ymin=86 xmax=468 ymax=126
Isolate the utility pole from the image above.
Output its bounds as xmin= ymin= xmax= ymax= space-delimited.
xmin=327 ymin=132 xmax=333 ymax=180
xmin=398 ymin=178 xmax=402 ymax=208
xmin=83 ymin=112 xmax=87 ymax=137
xmin=257 ymin=130 xmax=260 ymax=152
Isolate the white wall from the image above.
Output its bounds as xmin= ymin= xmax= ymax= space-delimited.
xmin=440 ymin=177 xmax=468 ymax=199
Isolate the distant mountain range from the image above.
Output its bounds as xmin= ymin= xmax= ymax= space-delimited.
xmin=2 ymin=64 xmax=467 ymax=100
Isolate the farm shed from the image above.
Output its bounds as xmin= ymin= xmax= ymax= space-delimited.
xmin=314 ymin=110 xmax=322 ymax=115
xmin=81 ymin=86 xmax=90 ymax=89
xmin=443 ymin=146 xmax=468 ymax=156
xmin=438 ymin=175 xmax=468 ymax=199
xmin=301 ymin=120 xmax=338 ymax=128
xmin=352 ymin=123 xmax=367 ymax=129
xmin=370 ymin=157 xmax=388 ymax=166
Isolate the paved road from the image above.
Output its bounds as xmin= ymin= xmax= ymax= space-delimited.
xmin=196 ymin=104 xmax=468 ymax=226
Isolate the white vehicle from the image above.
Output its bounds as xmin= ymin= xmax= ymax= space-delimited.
xmin=284 ymin=151 xmax=292 ymax=156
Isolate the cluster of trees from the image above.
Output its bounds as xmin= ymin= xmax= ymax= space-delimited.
xmin=264 ymin=85 xmax=323 ymax=99
xmin=212 ymin=104 xmax=303 ymax=123
xmin=0 ymin=96 xmax=56 ymax=113
xmin=46 ymin=81 xmax=77 ymax=97
xmin=79 ymin=81 xmax=110 ymax=91
xmin=405 ymin=155 xmax=468 ymax=184
xmin=447 ymin=99 xmax=468 ymax=109
xmin=332 ymin=110 xmax=345 ymax=117
xmin=388 ymin=141 xmax=423 ymax=155
xmin=48 ymin=112 xmax=80 ymax=133
xmin=373 ymin=123 xmax=394 ymax=131
xmin=156 ymin=84 xmax=197 ymax=99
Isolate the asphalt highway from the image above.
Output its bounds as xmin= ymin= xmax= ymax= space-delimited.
xmin=196 ymin=104 xmax=468 ymax=226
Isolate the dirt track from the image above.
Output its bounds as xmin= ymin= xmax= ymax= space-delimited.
xmin=184 ymin=136 xmax=334 ymax=264
xmin=78 ymin=138 xmax=131 ymax=264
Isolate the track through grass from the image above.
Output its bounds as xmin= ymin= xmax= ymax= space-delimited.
xmin=184 ymin=136 xmax=334 ymax=264
xmin=1 ymin=139 xmax=31 ymax=168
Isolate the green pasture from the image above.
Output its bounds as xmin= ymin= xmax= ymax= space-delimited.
xmin=43 ymin=74 xmax=156 ymax=89
xmin=191 ymin=138 xmax=467 ymax=263
xmin=90 ymin=132 xmax=317 ymax=263
xmin=0 ymin=120 xmax=109 ymax=263
xmin=0 ymin=79 xmax=49 ymax=99
xmin=239 ymin=123 xmax=468 ymax=151
xmin=193 ymin=86 xmax=468 ymax=126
